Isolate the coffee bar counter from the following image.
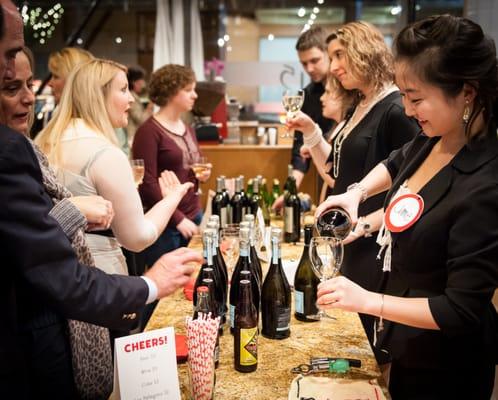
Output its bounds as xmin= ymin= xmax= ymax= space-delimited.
xmin=146 ymin=236 xmax=390 ymax=399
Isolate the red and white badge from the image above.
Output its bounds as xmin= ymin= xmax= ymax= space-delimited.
xmin=384 ymin=193 xmax=424 ymax=233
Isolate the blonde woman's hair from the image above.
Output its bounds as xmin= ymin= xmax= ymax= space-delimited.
xmin=48 ymin=47 xmax=94 ymax=79
xmin=326 ymin=21 xmax=394 ymax=91
xmin=35 ymin=58 xmax=126 ymax=165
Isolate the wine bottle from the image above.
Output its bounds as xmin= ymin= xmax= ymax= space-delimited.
xmin=315 ymin=207 xmax=352 ymax=240
xmin=249 ymin=178 xmax=261 ymax=216
xmin=220 ymin=176 xmax=232 ymax=224
xmin=294 ymin=225 xmax=319 ymax=322
xmin=212 ymin=177 xmax=229 ymax=228
xmin=283 ymin=164 xmax=293 ymax=193
xmin=261 ymin=228 xmax=291 ymax=339
xmin=229 ymin=229 xmax=260 ymax=334
xmin=246 ymin=178 xmax=254 ymax=200
xmin=284 ymin=169 xmax=301 ymax=243
xmin=206 ymin=221 xmax=228 ymax=329
xmin=238 ymin=175 xmax=250 ymax=217
xmin=193 ymin=230 xmax=224 ymax=318
xmin=194 ymin=285 xmax=220 ymax=368
xmin=230 ymin=177 xmax=245 ymax=224
xmin=259 ymin=177 xmax=271 ymax=226
xmin=234 ymin=279 xmax=258 ymax=372
xmin=270 ymin=178 xmax=281 ymax=207
xmin=241 ymin=218 xmax=262 ymax=285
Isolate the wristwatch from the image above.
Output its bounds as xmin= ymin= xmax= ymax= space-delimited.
xmin=357 ymin=217 xmax=373 ymax=237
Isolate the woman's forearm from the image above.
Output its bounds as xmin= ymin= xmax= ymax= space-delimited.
xmin=365 ymin=293 xmax=439 ymax=330
xmin=308 ymin=139 xmax=332 ymax=176
xmin=358 ymin=163 xmax=393 ymax=199
xmin=144 ymin=193 xmax=183 ymax=236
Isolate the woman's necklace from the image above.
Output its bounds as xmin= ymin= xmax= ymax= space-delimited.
xmin=332 ymin=84 xmax=398 ymax=179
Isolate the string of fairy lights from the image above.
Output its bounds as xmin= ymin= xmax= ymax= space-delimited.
xmin=20 ymin=3 xmax=64 ymax=45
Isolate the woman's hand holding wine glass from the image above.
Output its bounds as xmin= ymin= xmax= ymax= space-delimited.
xmin=307 ymin=236 xmax=344 ymax=321
xmin=281 ymin=89 xmax=305 ymax=138
xmin=190 ymin=153 xmax=212 ymax=195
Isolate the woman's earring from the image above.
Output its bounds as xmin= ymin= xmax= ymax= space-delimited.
xmin=462 ymin=101 xmax=470 ymax=125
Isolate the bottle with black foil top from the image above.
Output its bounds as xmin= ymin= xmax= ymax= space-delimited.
xmin=230 ymin=177 xmax=245 ymax=224
xmin=229 ymin=228 xmax=260 ymax=334
xmin=249 ymin=178 xmax=261 ymax=216
xmin=212 ymin=177 xmax=229 ymax=228
xmin=284 ymin=166 xmax=301 ymax=243
xmin=238 ymin=175 xmax=250 ymax=216
xmin=293 ymin=225 xmax=319 ymax=322
xmin=234 ymin=279 xmax=258 ymax=372
xmin=315 ymin=207 xmax=352 ymax=240
xmin=206 ymin=221 xmax=228 ymax=329
xmin=261 ymin=228 xmax=291 ymax=339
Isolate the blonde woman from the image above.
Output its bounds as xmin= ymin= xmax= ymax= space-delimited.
xmin=48 ymin=47 xmax=94 ymax=104
xmin=287 ymin=21 xmax=420 ymax=362
xmin=36 ymin=59 xmax=192 ymax=278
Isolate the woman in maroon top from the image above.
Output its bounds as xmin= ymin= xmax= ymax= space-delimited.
xmin=133 ymin=64 xmax=211 ymax=266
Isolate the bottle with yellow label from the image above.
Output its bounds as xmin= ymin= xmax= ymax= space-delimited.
xmin=234 ymin=279 xmax=258 ymax=372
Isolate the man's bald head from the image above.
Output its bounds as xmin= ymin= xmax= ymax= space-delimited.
xmin=0 ymin=0 xmax=23 ymax=81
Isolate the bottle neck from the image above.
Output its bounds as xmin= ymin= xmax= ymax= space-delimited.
xmin=271 ymin=237 xmax=281 ymax=265
xmin=239 ymin=281 xmax=254 ymax=315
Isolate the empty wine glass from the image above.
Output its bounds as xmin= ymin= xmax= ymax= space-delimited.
xmin=281 ymin=88 xmax=304 ymax=138
xmin=307 ymin=236 xmax=344 ymax=320
xmin=130 ymin=159 xmax=144 ymax=188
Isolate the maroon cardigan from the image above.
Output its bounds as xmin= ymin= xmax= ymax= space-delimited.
xmin=132 ymin=117 xmax=201 ymax=228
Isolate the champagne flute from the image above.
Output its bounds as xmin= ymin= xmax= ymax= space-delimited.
xmin=281 ymin=89 xmax=304 ymax=138
xmin=130 ymin=159 xmax=144 ymax=188
xmin=191 ymin=154 xmax=210 ymax=195
xmin=307 ymin=236 xmax=344 ymax=320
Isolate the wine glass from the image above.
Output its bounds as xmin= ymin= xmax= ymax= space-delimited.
xmin=281 ymin=88 xmax=304 ymax=138
xmin=221 ymin=224 xmax=240 ymax=279
xmin=130 ymin=159 xmax=144 ymax=188
xmin=190 ymin=154 xmax=210 ymax=195
xmin=307 ymin=236 xmax=344 ymax=320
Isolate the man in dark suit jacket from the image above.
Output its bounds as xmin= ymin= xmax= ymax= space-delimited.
xmin=0 ymin=2 xmax=201 ymax=398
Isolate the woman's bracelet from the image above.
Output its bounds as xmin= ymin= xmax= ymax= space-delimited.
xmin=346 ymin=182 xmax=368 ymax=203
xmin=303 ymin=124 xmax=323 ymax=148
xmin=377 ymin=294 xmax=385 ymax=332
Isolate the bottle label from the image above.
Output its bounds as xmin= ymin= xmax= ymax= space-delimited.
xmin=294 ymin=290 xmax=304 ymax=314
xmin=284 ymin=207 xmax=293 ymax=233
xmin=220 ymin=207 xmax=228 ymax=228
xmin=239 ymin=327 xmax=258 ymax=366
xmin=276 ymin=306 xmax=291 ymax=331
xmin=230 ymin=304 xmax=235 ymax=329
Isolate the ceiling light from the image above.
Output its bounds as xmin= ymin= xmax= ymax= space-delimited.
xmin=217 ymin=38 xmax=225 ymax=47
xmin=297 ymin=7 xmax=306 ymax=17
xmin=268 ymin=33 xmax=274 ymax=41
xmin=390 ymin=5 xmax=402 ymax=15
xmin=313 ymin=7 xmax=319 ymax=13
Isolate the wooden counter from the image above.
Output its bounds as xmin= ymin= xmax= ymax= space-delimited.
xmin=146 ymin=236 xmax=390 ymax=400
xmin=199 ymin=144 xmax=319 ymax=205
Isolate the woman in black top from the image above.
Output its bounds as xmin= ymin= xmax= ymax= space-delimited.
xmin=288 ymin=21 xmax=419 ymax=362
xmin=316 ymin=15 xmax=498 ymax=399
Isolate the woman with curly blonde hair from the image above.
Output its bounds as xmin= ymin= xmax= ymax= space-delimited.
xmin=36 ymin=59 xmax=192 ymax=279
xmin=287 ymin=21 xmax=420 ymax=363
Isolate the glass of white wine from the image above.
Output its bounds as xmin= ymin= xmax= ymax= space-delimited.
xmin=281 ymin=89 xmax=305 ymax=138
xmin=190 ymin=154 xmax=210 ymax=195
xmin=130 ymin=159 xmax=144 ymax=188
xmin=308 ymin=236 xmax=344 ymax=321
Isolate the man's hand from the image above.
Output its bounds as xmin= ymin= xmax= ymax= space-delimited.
xmin=272 ymin=194 xmax=285 ymax=213
xmin=176 ymin=217 xmax=199 ymax=239
xmin=69 ymin=195 xmax=114 ymax=231
xmin=144 ymin=247 xmax=201 ymax=299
